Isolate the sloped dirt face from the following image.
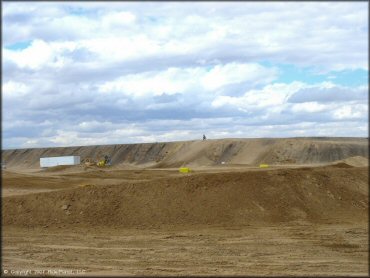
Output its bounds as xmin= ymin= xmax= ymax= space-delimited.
xmin=2 ymin=137 xmax=368 ymax=169
xmin=1 ymin=165 xmax=368 ymax=276
xmin=2 ymin=167 xmax=368 ymax=228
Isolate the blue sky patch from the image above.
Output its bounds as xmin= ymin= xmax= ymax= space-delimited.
xmin=5 ymin=40 xmax=32 ymax=51
xmin=260 ymin=61 xmax=368 ymax=87
xmin=328 ymin=69 xmax=368 ymax=87
xmin=65 ymin=6 xmax=86 ymax=16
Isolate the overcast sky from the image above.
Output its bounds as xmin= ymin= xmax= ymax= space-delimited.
xmin=2 ymin=2 xmax=368 ymax=149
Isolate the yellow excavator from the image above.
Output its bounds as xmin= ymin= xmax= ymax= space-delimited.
xmin=83 ymin=155 xmax=111 ymax=167
xmin=97 ymin=155 xmax=111 ymax=167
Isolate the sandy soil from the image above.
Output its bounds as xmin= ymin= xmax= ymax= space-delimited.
xmin=2 ymin=223 xmax=368 ymax=276
xmin=1 ymin=137 xmax=369 ymax=276
xmin=2 ymin=165 xmax=369 ymax=276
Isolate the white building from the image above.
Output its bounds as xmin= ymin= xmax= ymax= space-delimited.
xmin=40 ymin=156 xmax=80 ymax=168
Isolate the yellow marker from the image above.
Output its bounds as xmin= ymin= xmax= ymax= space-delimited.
xmin=179 ymin=167 xmax=191 ymax=173
xmin=259 ymin=164 xmax=269 ymax=168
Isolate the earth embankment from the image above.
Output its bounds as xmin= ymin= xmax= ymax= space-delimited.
xmin=3 ymin=166 xmax=368 ymax=228
xmin=2 ymin=137 xmax=368 ymax=169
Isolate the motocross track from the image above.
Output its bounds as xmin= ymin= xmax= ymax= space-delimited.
xmin=1 ymin=137 xmax=369 ymax=276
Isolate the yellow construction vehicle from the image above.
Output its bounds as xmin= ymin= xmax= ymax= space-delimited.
xmin=97 ymin=155 xmax=111 ymax=167
xmin=82 ymin=155 xmax=111 ymax=167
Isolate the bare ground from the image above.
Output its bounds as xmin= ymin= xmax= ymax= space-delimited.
xmin=2 ymin=223 xmax=368 ymax=276
xmin=1 ymin=137 xmax=369 ymax=276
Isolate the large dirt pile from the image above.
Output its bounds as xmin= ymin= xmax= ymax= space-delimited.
xmin=2 ymin=137 xmax=368 ymax=169
xmin=3 ymin=166 xmax=368 ymax=228
xmin=337 ymin=156 xmax=369 ymax=167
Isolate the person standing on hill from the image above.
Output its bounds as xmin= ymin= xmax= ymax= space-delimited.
xmin=203 ymin=134 xmax=206 ymax=140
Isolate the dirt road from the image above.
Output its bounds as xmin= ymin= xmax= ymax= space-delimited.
xmin=3 ymin=223 xmax=368 ymax=276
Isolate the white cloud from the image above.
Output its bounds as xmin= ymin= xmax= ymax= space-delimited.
xmin=201 ymin=63 xmax=278 ymax=91
xmin=99 ymin=63 xmax=277 ymax=97
xmin=3 ymin=2 xmax=367 ymax=71
xmin=332 ymin=104 xmax=367 ymax=120
xmin=2 ymin=2 xmax=368 ymax=148
xmin=212 ymin=82 xmax=306 ymax=109
xmin=291 ymin=102 xmax=329 ymax=113
xmin=99 ymin=67 xmax=194 ymax=96
xmin=5 ymin=40 xmax=54 ymax=69
xmin=101 ymin=11 xmax=136 ymax=27
xmin=2 ymin=81 xmax=30 ymax=98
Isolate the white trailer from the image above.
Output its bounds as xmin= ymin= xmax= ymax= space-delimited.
xmin=40 ymin=156 xmax=80 ymax=168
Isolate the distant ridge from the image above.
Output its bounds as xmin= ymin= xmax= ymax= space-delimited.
xmin=2 ymin=137 xmax=368 ymax=169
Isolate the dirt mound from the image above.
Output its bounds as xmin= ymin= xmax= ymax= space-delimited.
xmin=339 ymin=156 xmax=369 ymax=167
xmin=2 ymin=137 xmax=368 ymax=169
xmin=331 ymin=162 xmax=354 ymax=168
xmin=3 ymin=166 xmax=367 ymax=228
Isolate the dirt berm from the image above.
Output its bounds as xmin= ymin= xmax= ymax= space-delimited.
xmin=3 ymin=166 xmax=368 ymax=228
xmin=2 ymin=137 xmax=368 ymax=169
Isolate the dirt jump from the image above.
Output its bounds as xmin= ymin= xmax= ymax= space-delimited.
xmin=1 ymin=137 xmax=368 ymax=276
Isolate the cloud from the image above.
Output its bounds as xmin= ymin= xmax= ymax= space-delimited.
xmin=288 ymin=85 xmax=368 ymax=103
xmin=2 ymin=80 xmax=30 ymax=98
xmin=332 ymin=104 xmax=368 ymax=120
xmin=2 ymin=2 xmax=368 ymax=149
xmin=101 ymin=11 xmax=136 ymax=27
xmin=212 ymin=82 xmax=306 ymax=110
xmin=98 ymin=63 xmax=277 ymax=97
xmin=3 ymin=2 xmax=367 ymax=71
xmin=201 ymin=63 xmax=278 ymax=91
xmin=4 ymin=40 xmax=54 ymax=69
